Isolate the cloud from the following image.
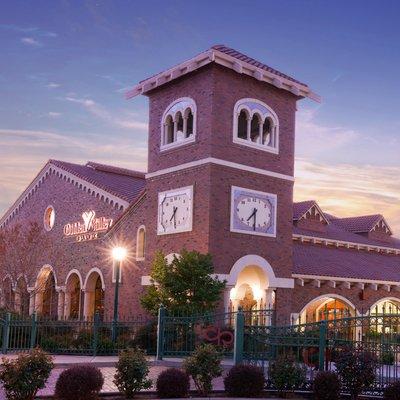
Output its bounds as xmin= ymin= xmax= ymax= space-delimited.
xmin=48 ymin=112 xmax=61 ymax=118
xmin=0 ymin=128 xmax=147 ymax=216
xmin=296 ymin=107 xmax=359 ymax=158
xmin=0 ymin=24 xmax=57 ymax=37
xmin=295 ymin=158 xmax=400 ymax=235
xmin=64 ymin=96 xmax=148 ymax=131
xmin=46 ymin=82 xmax=61 ymax=89
xmin=21 ymin=37 xmax=42 ymax=47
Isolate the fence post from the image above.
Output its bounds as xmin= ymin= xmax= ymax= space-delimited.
xmin=156 ymin=305 xmax=165 ymax=361
xmin=318 ymin=320 xmax=327 ymax=371
xmin=30 ymin=312 xmax=37 ymax=349
xmin=2 ymin=313 xmax=11 ymax=354
xmin=93 ymin=312 xmax=100 ymax=357
xmin=234 ymin=307 xmax=245 ymax=365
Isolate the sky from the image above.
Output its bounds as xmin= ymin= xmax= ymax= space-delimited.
xmin=0 ymin=0 xmax=399 ymax=233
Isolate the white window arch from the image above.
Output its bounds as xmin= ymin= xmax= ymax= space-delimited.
xmin=161 ymin=97 xmax=197 ymax=150
xmin=136 ymin=225 xmax=146 ymax=261
xmin=233 ymin=98 xmax=279 ymax=153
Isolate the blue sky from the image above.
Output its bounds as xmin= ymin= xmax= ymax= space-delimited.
xmin=1 ymin=0 xmax=400 ymax=232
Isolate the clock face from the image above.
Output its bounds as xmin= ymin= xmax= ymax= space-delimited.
xmin=231 ymin=186 xmax=277 ymax=237
xmin=158 ymin=186 xmax=193 ymax=235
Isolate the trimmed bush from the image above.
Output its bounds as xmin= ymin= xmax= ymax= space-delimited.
xmin=313 ymin=371 xmax=341 ymax=400
xmin=55 ymin=364 xmax=104 ymax=400
xmin=0 ymin=348 xmax=54 ymax=400
xmin=335 ymin=346 xmax=378 ymax=400
xmin=384 ymin=381 xmax=400 ymax=400
xmin=114 ymin=348 xmax=152 ymax=398
xmin=183 ymin=343 xmax=222 ymax=396
xmin=269 ymin=353 xmax=307 ymax=397
xmin=224 ymin=364 xmax=265 ymax=397
xmin=156 ymin=368 xmax=190 ymax=398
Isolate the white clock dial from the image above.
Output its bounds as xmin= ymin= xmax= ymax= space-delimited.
xmin=236 ymin=196 xmax=271 ymax=230
xmin=230 ymin=186 xmax=277 ymax=237
xmin=158 ymin=186 xmax=193 ymax=235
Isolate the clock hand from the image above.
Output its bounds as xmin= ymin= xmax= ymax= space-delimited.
xmin=170 ymin=206 xmax=177 ymax=228
xmin=253 ymin=208 xmax=257 ymax=231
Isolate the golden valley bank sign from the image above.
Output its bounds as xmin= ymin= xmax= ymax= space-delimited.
xmin=63 ymin=211 xmax=113 ymax=242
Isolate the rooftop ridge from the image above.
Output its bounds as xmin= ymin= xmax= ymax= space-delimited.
xmin=86 ymin=161 xmax=146 ymax=179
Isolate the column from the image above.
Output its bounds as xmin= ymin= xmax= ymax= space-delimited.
xmin=14 ymin=289 xmax=21 ymax=314
xmin=224 ymin=285 xmax=234 ymax=314
xmin=27 ymin=287 xmax=35 ymax=315
xmin=57 ymin=288 xmax=65 ymax=320
xmin=83 ymin=289 xmax=94 ymax=319
xmin=265 ymin=288 xmax=276 ymax=325
xmin=64 ymin=290 xmax=71 ymax=319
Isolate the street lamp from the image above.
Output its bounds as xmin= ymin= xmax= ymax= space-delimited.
xmin=111 ymin=246 xmax=127 ymax=341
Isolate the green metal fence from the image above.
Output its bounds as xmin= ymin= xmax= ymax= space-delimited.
xmin=0 ymin=312 xmax=156 ymax=355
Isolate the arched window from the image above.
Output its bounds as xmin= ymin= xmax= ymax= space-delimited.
xmin=161 ymin=98 xmax=196 ymax=150
xmin=233 ymin=99 xmax=279 ymax=153
xmin=136 ymin=226 xmax=146 ymax=260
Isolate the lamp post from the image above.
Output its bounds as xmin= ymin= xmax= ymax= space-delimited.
xmin=111 ymin=246 xmax=127 ymax=342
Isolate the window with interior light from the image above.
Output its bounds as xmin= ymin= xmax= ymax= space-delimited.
xmin=43 ymin=206 xmax=55 ymax=231
xmin=161 ymin=98 xmax=196 ymax=150
xmin=233 ymin=99 xmax=279 ymax=153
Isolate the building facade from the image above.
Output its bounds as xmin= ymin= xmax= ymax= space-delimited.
xmin=1 ymin=45 xmax=399 ymax=324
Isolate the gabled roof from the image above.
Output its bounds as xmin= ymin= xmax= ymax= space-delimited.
xmin=126 ymin=45 xmax=320 ymax=102
xmin=0 ymin=159 xmax=146 ymax=228
xmin=332 ymin=214 xmax=392 ymax=235
xmin=293 ymin=200 xmax=329 ymax=224
xmin=51 ymin=160 xmax=146 ymax=203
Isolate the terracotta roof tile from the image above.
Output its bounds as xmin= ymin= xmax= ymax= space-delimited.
xmin=212 ymin=45 xmax=308 ymax=86
xmin=50 ymin=160 xmax=146 ymax=203
xmin=332 ymin=214 xmax=384 ymax=233
xmin=293 ymin=243 xmax=400 ymax=282
xmin=293 ymin=200 xmax=317 ymax=220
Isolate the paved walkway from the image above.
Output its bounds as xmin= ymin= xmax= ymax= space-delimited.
xmin=0 ymin=355 xmax=236 ymax=399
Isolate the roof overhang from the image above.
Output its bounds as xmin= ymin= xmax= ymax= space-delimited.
xmin=126 ymin=49 xmax=321 ymax=102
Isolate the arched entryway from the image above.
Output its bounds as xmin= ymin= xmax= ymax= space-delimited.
xmin=369 ymin=297 xmax=400 ymax=315
xmin=35 ymin=265 xmax=58 ymax=318
xmin=65 ymin=270 xmax=82 ymax=319
xmin=83 ymin=268 xmax=105 ymax=319
xmin=15 ymin=276 xmax=29 ymax=317
xmin=297 ymin=294 xmax=358 ymax=324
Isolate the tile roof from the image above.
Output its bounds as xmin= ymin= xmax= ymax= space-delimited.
xmin=293 ymin=200 xmax=317 ymax=220
xmin=50 ymin=160 xmax=146 ymax=203
xmin=211 ymin=45 xmax=307 ymax=86
xmin=332 ymin=214 xmax=383 ymax=233
xmin=293 ymin=243 xmax=400 ymax=282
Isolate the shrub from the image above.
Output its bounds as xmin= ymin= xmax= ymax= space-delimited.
xmin=269 ymin=353 xmax=306 ymax=397
xmin=335 ymin=346 xmax=378 ymax=400
xmin=381 ymin=345 xmax=395 ymax=365
xmin=132 ymin=321 xmax=157 ymax=353
xmin=183 ymin=343 xmax=222 ymax=396
xmin=114 ymin=348 xmax=152 ymax=398
xmin=55 ymin=364 xmax=104 ymax=400
xmin=156 ymin=368 xmax=190 ymax=398
xmin=224 ymin=364 xmax=265 ymax=397
xmin=313 ymin=371 xmax=341 ymax=400
xmin=0 ymin=348 xmax=54 ymax=400
xmin=384 ymin=381 xmax=400 ymax=400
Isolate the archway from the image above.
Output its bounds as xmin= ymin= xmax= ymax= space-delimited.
xmin=83 ymin=269 xmax=105 ymax=319
xmin=65 ymin=271 xmax=82 ymax=319
xmin=297 ymin=294 xmax=358 ymax=324
xmin=369 ymin=297 xmax=400 ymax=315
xmin=35 ymin=266 xmax=58 ymax=318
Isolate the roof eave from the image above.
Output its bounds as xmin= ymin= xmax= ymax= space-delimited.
xmin=126 ymin=49 xmax=321 ymax=103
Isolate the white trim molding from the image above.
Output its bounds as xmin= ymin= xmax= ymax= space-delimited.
xmin=146 ymin=157 xmax=294 ymax=182
xmin=126 ymin=48 xmax=320 ymax=102
xmin=293 ymin=233 xmax=400 ymax=255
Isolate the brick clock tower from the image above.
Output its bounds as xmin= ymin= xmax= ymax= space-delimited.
xmin=128 ymin=45 xmax=319 ymax=324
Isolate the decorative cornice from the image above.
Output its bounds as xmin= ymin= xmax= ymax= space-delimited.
xmin=293 ymin=233 xmax=400 ymax=255
xmin=126 ymin=49 xmax=320 ymax=102
xmin=146 ymin=157 xmax=294 ymax=182
xmin=0 ymin=161 xmax=130 ymax=229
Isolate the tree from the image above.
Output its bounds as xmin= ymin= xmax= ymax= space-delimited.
xmin=0 ymin=222 xmax=57 ymax=314
xmin=140 ymin=250 xmax=226 ymax=315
